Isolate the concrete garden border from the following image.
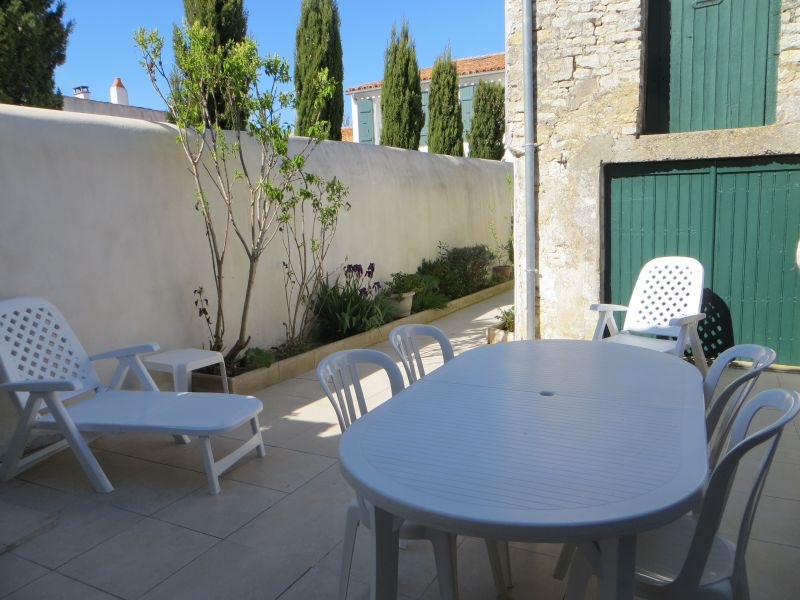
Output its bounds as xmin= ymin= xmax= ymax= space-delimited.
xmin=192 ymin=280 xmax=514 ymax=394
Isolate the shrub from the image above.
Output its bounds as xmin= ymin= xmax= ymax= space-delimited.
xmin=417 ymin=243 xmax=493 ymax=299
xmin=385 ymin=272 xmax=427 ymax=295
xmin=409 ymin=274 xmax=449 ymax=312
xmin=314 ymin=263 xmax=397 ymax=341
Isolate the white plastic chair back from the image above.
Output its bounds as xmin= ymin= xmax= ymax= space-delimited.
xmin=704 ymin=344 xmax=777 ymax=467
xmin=623 ymin=257 xmax=704 ymax=337
xmin=0 ymin=297 xmax=101 ymax=412
xmin=316 ymin=349 xmax=404 ymax=433
xmin=674 ymin=388 xmax=799 ymax=593
xmin=388 ymin=324 xmax=454 ymax=384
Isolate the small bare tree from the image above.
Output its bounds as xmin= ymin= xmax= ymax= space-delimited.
xmin=135 ymin=22 xmax=348 ymax=365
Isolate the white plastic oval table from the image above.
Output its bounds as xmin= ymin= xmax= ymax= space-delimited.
xmin=338 ymin=339 xmax=707 ymax=600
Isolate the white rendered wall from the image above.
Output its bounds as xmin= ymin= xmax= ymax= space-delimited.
xmin=0 ymin=104 xmax=511 ymax=447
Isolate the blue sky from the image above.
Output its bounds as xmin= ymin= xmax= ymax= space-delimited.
xmin=55 ymin=1 xmax=504 ymax=123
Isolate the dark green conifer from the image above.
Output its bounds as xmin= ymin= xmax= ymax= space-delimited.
xmin=427 ymin=47 xmax=463 ymax=156
xmin=179 ymin=0 xmax=247 ymax=129
xmin=0 ymin=0 xmax=73 ymax=109
xmin=467 ymin=80 xmax=505 ymax=159
xmin=380 ymin=21 xmax=424 ymax=149
xmin=294 ymin=0 xmax=343 ymax=139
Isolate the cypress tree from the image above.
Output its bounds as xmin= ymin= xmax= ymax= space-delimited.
xmin=179 ymin=0 xmax=247 ymax=129
xmin=294 ymin=0 xmax=343 ymax=140
xmin=0 ymin=0 xmax=73 ymax=109
xmin=380 ymin=21 xmax=424 ymax=149
xmin=467 ymin=80 xmax=505 ymax=160
xmin=427 ymin=47 xmax=463 ymax=156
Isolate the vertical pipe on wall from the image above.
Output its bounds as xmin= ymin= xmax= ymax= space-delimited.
xmin=522 ymin=0 xmax=537 ymax=339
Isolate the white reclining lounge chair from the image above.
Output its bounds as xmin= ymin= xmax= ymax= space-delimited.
xmin=0 ymin=297 xmax=265 ymax=495
xmin=591 ymin=256 xmax=708 ymax=374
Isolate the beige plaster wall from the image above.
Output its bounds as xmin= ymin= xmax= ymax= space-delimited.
xmin=0 ymin=104 xmax=511 ymax=451
xmin=505 ymin=0 xmax=800 ymax=340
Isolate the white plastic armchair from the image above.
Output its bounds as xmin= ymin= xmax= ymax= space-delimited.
xmin=316 ymin=349 xmax=508 ymax=600
xmin=388 ymin=324 xmax=455 ymax=384
xmin=0 ymin=297 xmax=265 ymax=495
xmin=591 ymin=256 xmax=708 ymax=374
xmin=564 ymin=388 xmax=800 ymax=600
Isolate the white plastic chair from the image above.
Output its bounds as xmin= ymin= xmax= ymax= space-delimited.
xmin=591 ymin=256 xmax=708 ymax=374
xmin=564 ymin=388 xmax=800 ymax=600
xmin=553 ymin=344 xmax=778 ymax=583
xmin=388 ymin=324 xmax=455 ymax=384
xmin=317 ymin=349 xmax=507 ymax=600
xmin=0 ymin=297 xmax=265 ymax=495
xmin=703 ymin=344 xmax=777 ymax=467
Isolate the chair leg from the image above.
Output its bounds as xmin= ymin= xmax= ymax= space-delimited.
xmin=0 ymin=396 xmax=42 ymax=481
xmin=429 ymin=530 xmax=459 ymax=600
xmin=563 ymin=546 xmax=594 ymax=600
xmin=553 ymin=543 xmax=576 ymax=581
xmin=251 ymin=416 xmax=266 ymax=458
xmin=339 ymin=504 xmax=360 ymax=600
xmin=199 ymin=436 xmax=221 ymax=495
xmin=43 ymin=394 xmax=113 ymax=493
xmin=500 ymin=541 xmax=512 ymax=589
xmin=689 ymin=327 xmax=708 ymax=376
xmin=484 ymin=539 xmax=507 ymax=598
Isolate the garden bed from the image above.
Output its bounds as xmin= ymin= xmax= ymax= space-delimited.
xmin=192 ymin=279 xmax=513 ymax=394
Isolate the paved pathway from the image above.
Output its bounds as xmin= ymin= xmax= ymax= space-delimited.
xmin=1 ymin=290 xmax=799 ymax=599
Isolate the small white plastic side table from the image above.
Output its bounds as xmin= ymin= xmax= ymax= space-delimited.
xmin=143 ymin=348 xmax=229 ymax=393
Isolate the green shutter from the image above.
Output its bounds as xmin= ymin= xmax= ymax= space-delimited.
xmin=713 ymin=165 xmax=800 ymax=362
xmin=357 ymin=98 xmax=374 ymax=144
xmin=459 ymin=84 xmax=474 ymax=135
xmin=668 ymin=0 xmax=780 ymax=132
xmin=420 ymin=91 xmax=429 ymax=146
xmin=607 ymin=158 xmax=800 ymax=364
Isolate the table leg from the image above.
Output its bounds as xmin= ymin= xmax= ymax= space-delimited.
xmin=172 ymin=365 xmax=192 ymax=445
xmin=369 ymin=505 xmax=400 ymax=600
xmin=596 ymin=536 xmax=636 ymax=600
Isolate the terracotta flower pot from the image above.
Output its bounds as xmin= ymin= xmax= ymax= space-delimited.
xmin=492 ymin=265 xmax=513 ymax=282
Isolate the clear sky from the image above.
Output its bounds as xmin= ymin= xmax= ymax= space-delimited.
xmin=55 ymin=1 xmax=504 ymax=122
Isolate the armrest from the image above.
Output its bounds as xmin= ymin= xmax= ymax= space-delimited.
xmin=0 ymin=379 xmax=80 ymax=393
xmin=90 ymin=343 xmax=159 ymax=362
xmin=589 ymin=303 xmax=628 ymax=313
xmin=668 ymin=313 xmax=705 ymax=327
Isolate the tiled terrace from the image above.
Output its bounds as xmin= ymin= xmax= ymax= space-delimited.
xmin=1 ymin=290 xmax=799 ymax=599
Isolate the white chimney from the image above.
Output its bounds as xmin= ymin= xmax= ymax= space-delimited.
xmin=109 ymin=77 xmax=128 ymax=105
xmin=73 ymin=85 xmax=91 ymax=100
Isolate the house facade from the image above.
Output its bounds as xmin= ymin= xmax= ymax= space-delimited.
xmin=506 ymin=0 xmax=800 ymax=365
xmin=345 ymin=52 xmax=504 ymax=153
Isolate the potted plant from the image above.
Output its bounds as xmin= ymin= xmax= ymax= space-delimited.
xmin=487 ymin=307 xmax=514 ymax=344
xmin=491 ymin=238 xmax=514 ymax=282
xmin=385 ymin=272 xmax=424 ymax=318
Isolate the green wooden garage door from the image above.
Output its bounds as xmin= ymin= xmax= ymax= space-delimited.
xmin=607 ymin=158 xmax=800 ymax=364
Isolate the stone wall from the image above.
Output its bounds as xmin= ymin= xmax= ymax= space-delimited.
xmin=506 ymin=0 xmax=800 ymax=340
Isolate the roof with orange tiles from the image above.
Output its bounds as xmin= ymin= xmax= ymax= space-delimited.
xmin=345 ymin=52 xmax=504 ymax=94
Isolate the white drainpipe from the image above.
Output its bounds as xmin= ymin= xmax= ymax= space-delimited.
xmin=522 ymin=0 xmax=537 ymax=340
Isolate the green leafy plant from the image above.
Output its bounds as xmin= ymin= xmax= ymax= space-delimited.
xmin=314 ymin=263 xmax=397 ymax=341
xmin=417 ymin=243 xmax=493 ymax=299
xmin=386 ymin=272 xmax=426 ymax=295
xmin=496 ymin=307 xmax=515 ymax=332
xmin=405 ymin=273 xmax=447 ymax=312
xmin=136 ymin=21 xmax=348 ymax=367
xmin=239 ymin=347 xmax=274 ymax=370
